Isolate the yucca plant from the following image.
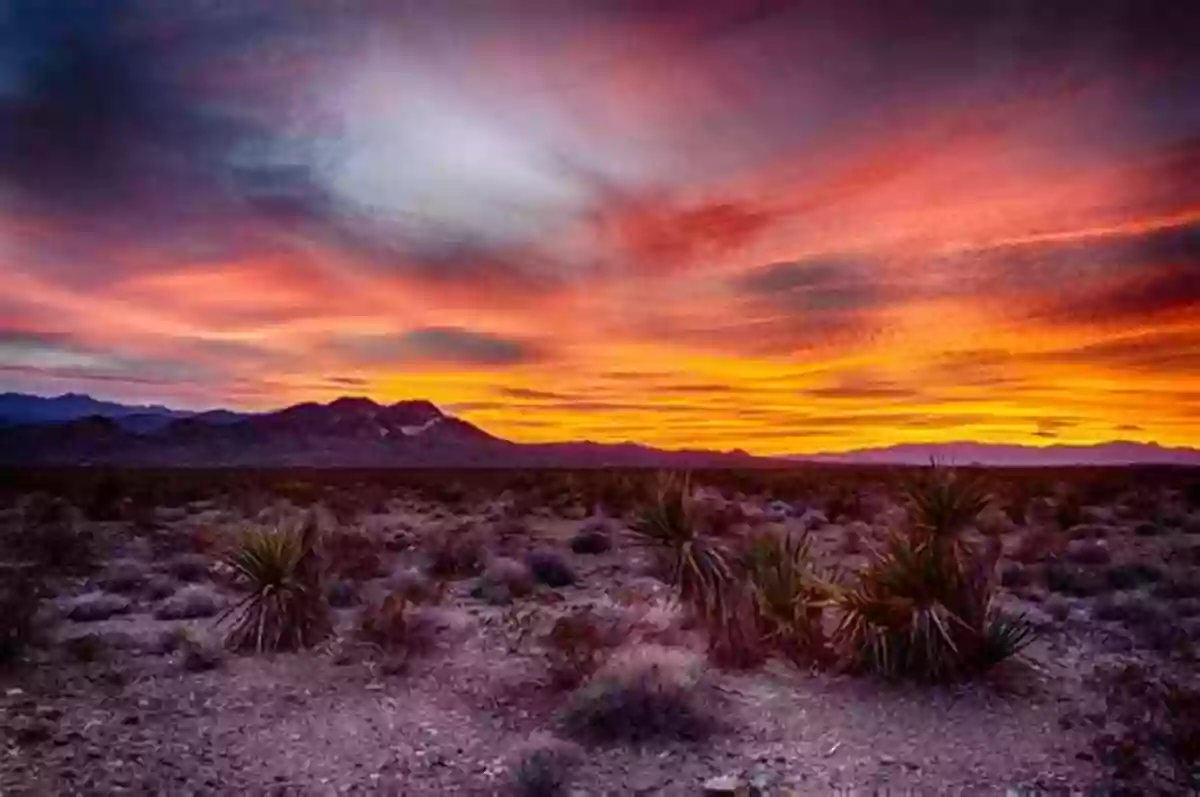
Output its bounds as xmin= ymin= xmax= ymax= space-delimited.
xmin=830 ymin=530 xmax=1033 ymax=681
xmin=628 ymin=472 xmax=732 ymax=621
xmin=741 ymin=529 xmax=830 ymax=665
xmin=218 ymin=516 xmax=330 ymax=653
xmin=903 ymin=465 xmax=992 ymax=565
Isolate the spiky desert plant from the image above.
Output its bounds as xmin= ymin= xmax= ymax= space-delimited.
xmin=218 ymin=517 xmax=330 ymax=653
xmin=628 ymin=472 xmax=733 ymax=620
xmin=903 ymin=466 xmax=991 ymax=565
xmin=741 ymin=529 xmax=830 ymax=665
xmin=829 ymin=529 xmax=1033 ymax=682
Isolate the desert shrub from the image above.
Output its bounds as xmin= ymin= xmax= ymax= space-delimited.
xmin=322 ymin=527 xmax=386 ymax=581
xmin=474 ymin=557 xmax=535 ymax=605
xmin=423 ymin=524 xmax=486 ymax=579
xmin=509 ymin=735 xmax=584 ymax=797
xmin=570 ymin=518 xmax=613 ymax=554
xmin=1045 ymin=563 xmax=1108 ymax=597
xmin=541 ymin=607 xmax=628 ymax=689
xmin=560 ymin=644 xmax=717 ymax=745
xmin=66 ymin=592 xmax=131 ymax=622
xmin=165 ymin=553 xmax=211 ymax=582
xmin=1064 ymin=539 xmax=1112 ymax=566
xmin=95 ymin=558 xmax=150 ymax=594
xmin=143 ymin=574 xmax=178 ymax=600
xmin=359 ymin=592 xmax=436 ymax=659
xmin=0 ymin=569 xmax=44 ymax=667
xmin=526 ymin=549 xmax=576 ymax=588
xmin=386 ymin=567 xmax=443 ymax=605
xmin=629 ymin=472 xmax=733 ymax=621
xmin=1105 ymin=562 xmax=1165 ymax=590
xmin=178 ymin=629 xmax=224 ymax=672
xmin=830 ymin=468 xmax=1033 ymax=682
xmin=1010 ymin=527 xmax=1066 ymax=564
xmin=218 ymin=519 xmax=330 ymax=653
xmin=975 ymin=504 xmax=1014 ymax=537
xmin=154 ymin=585 xmax=222 ymax=620
xmin=739 ymin=529 xmax=828 ymax=665
xmin=1088 ymin=663 xmax=1200 ymax=795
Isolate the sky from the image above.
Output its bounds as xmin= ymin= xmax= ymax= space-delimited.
xmin=1 ymin=0 xmax=1198 ymax=454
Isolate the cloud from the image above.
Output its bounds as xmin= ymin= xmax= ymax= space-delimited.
xmin=496 ymin=387 xmax=576 ymax=400
xmin=339 ymin=327 xmax=542 ymax=367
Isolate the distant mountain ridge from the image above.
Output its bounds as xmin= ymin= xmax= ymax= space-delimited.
xmin=0 ymin=393 xmax=1196 ymax=467
xmin=0 ymin=393 xmax=771 ymax=468
xmin=791 ymin=441 xmax=1200 ymax=467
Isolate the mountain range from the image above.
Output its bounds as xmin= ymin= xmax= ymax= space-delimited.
xmin=0 ymin=392 xmax=1196 ymax=468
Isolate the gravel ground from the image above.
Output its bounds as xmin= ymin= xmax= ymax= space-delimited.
xmin=3 ymin=501 xmax=1175 ymax=795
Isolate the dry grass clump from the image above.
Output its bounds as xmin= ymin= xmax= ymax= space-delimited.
xmin=828 ymin=467 xmax=1033 ymax=682
xmin=508 ymin=734 xmax=584 ymax=797
xmin=218 ymin=518 xmax=330 ymax=653
xmin=560 ymin=643 xmax=717 ymax=745
xmin=322 ymin=526 xmax=387 ymax=581
xmin=423 ymin=523 xmax=486 ymax=579
xmin=526 ymin=549 xmax=576 ymax=588
xmin=541 ymin=607 xmax=630 ymax=689
xmin=154 ymin=585 xmax=222 ymax=620
xmin=629 ymin=472 xmax=732 ymax=621
xmin=474 ymin=556 xmax=535 ymax=604
xmin=358 ymin=591 xmax=428 ymax=652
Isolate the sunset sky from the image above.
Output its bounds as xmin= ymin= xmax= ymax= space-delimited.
xmin=1 ymin=1 xmax=1198 ymax=454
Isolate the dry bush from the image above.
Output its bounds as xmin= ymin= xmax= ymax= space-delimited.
xmin=322 ymin=526 xmax=387 ymax=581
xmin=541 ymin=607 xmax=629 ymax=689
xmin=359 ymin=592 xmax=438 ymax=663
xmin=526 ymin=549 xmax=576 ymax=588
xmin=95 ymin=558 xmax=150 ymax=594
xmin=218 ymin=519 xmax=330 ymax=653
xmin=165 ymin=553 xmax=212 ymax=582
xmin=508 ymin=734 xmax=584 ymax=797
xmin=386 ymin=566 xmax=443 ymax=605
xmin=560 ymin=644 xmax=717 ymax=745
xmin=570 ymin=518 xmax=614 ymax=555
xmin=1010 ymin=527 xmax=1067 ymax=564
xmin=154 ymin=585 xmax=222 ymax=620
xmin=423 ymin=524 xmax=486 ymax=579
xmin=474 ymin=556 xmax=534 ymax=604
